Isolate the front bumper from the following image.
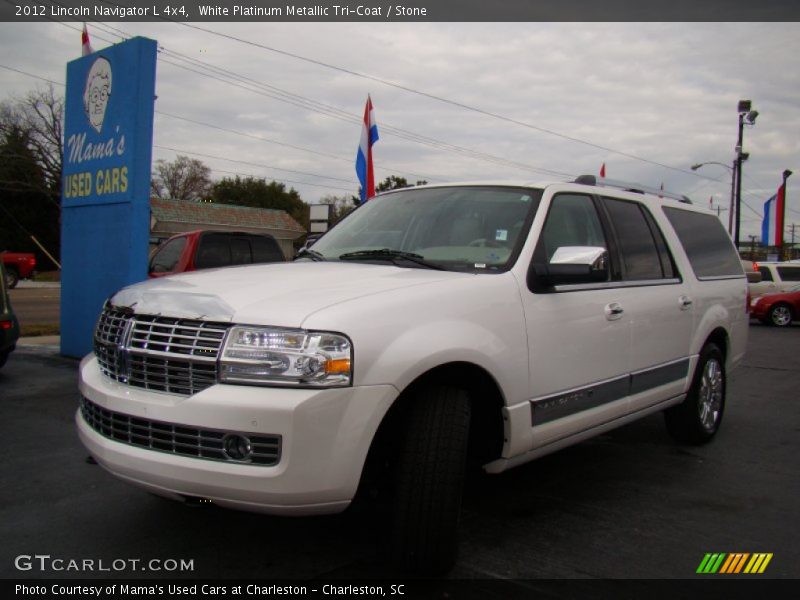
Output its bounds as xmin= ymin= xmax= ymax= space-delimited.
xmin=77 ymin=355 xmax=397 ymax=515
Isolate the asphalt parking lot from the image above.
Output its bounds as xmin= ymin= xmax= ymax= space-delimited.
xmin=0 ymin=324 xmax=798 ymax=584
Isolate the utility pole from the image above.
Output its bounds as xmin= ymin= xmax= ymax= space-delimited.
xmin=748 ymin=235 xmax=758 ymax=261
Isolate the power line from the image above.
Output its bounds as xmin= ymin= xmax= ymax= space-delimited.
xmin=153 ymin=144 xmax=354 ymax=185
xmin=175 ymin=21 xmax=713 ymax=179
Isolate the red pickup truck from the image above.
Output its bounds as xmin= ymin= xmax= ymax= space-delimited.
xmin=1 ymin=251 xmax=36 ymax=289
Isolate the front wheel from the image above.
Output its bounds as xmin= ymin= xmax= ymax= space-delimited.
xmin=768 ymin=304 xmax=793 ymax=327
xmin=391 ymin=386 xmax=471 ymax=575
xmin=664 ymin=343 xmax=725 ymax=445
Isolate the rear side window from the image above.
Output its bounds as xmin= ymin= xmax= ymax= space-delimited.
xmin=758 ymin=266 xmax=773 ymax=282
xmin=229 ymin=237 xmax=252 ymax=265
xmin=777 ymin=266 xmax=800 ymax=281
xmin=150 ymin=236 xmax=187 ymax=273
xmin=663 ymin=207 xmax=742 ymax=279
xmin=603 ymin=198 xmax=675 ymax=280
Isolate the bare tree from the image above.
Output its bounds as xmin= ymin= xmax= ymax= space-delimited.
xmin=319 ymin=194 xmax=358 ymax=225
xmin=0 ymin=85 xmax=64 ymax=197
xmin=151 ymin=155 xmax=212 ymax=201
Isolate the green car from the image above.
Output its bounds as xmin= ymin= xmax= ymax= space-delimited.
xmin=0 ymin=262 xmax=20 ymax=368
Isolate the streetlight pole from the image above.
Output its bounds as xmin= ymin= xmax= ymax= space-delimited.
xmin=691 ymin=161 xmax=736 ymax=234
xmin=734 ymin=100 xmax=758 ymax=250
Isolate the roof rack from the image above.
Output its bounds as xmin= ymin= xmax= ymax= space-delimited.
xmin=573 ymin=175 xmax=692 ymax=204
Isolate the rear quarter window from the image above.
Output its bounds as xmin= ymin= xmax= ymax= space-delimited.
xmin=251 ymin=236 xmax=284 ymax=262
xmin=662 ymin=207 xmax=742 ymax=279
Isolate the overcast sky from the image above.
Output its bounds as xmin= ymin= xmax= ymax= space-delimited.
xmin=1 ymin=21 xmax=799 ymax=241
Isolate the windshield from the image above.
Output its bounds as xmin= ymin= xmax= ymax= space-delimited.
xmin=309 ymin=186 xmax=542 ymax=272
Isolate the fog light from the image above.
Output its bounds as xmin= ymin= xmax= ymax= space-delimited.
xmin=222 ymin=434 xmax=252 ymax=462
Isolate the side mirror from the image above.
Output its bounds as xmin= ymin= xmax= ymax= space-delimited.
xmin=531 ymin=246 xmax=609 ymax=288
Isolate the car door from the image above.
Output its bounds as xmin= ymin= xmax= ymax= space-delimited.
xmin=523 ymin=192 xmax=632 ymax=449
xmin=600 ymin=197 xmax=693 ymax=412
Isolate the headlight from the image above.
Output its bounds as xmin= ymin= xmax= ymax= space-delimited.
xmin=220 ymin=326 xmax=352 ymax=387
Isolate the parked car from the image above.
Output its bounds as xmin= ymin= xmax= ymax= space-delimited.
xmin=77 ymin=177 xmax=747 ymax=574
xmin=149 ymin=230 xmax=285 ymax=278
xmin=1 ymin=251 xmax=36 ymax=289
xmin=749 ymin=261 xmax=800 ymax=299
xmin=0 ymin=262 xmax=20 ymax=368
xmin=750 ymin=284 xmax=800 ymax=327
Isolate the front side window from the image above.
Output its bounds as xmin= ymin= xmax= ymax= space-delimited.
xmin=536 ymin=193 xmax=609 ymax=263
xmin=309 ymin=186 xmax=542 ymax=272
xmin=149 ymin=236 xmax=187 ymax=273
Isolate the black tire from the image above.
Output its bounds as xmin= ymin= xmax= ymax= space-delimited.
xmin=4 ymin=267 xmax=18 ymax=289
xmin=391 ymin=386 xmax=471 ymax=575
xmin=768 ymin=303 xmax=793 ymax=327
xmin=664 ymin=343 xmax=725 ymax=445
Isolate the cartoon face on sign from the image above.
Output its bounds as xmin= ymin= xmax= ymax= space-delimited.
xmin=83 ymin=57 xmax=112 ymax=133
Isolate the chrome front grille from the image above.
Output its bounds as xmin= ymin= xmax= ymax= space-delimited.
xmin=94 ymin=306 xmax=229 ymax=396
xmin=80 ymin=397 xmax=281 ymax=466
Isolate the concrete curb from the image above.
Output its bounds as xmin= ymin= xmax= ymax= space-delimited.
xmin=18 ymin=335 xmax=61 ymax=346
xmin=15 ymin=280 xmax=61 ymax=289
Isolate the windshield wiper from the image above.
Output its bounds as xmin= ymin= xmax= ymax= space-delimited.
xmin=294 ymin=247 xmax=327 ymax=261
xmin=338 ymin=249 xmax=446 ymax=270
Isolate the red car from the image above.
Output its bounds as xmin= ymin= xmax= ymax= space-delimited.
xmin=750 ymin=284 xmax=800 ymax=327
xmin=1 ymin=251 xmax=36 ymax=289
xmin=149 ymin=230 xmax=285 ymax=278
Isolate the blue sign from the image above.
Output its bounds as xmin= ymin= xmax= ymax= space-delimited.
xmin=61 ymin=37 xmax=157 ymax=358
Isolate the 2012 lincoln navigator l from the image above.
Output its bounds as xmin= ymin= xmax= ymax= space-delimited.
xmin=77 ymin=177 xmax=748 ymax=574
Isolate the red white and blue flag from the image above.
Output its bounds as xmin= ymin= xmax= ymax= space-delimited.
xmin=356 ymin=95 xmax=379 ymax=203
xmin=761 ymin=181 xmax=785 ymax=247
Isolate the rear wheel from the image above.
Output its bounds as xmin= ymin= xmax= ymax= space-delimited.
xmin=664 ymin=343 xmax=725 ymax=445
xmin=4 ymin=267 xmax=18 ymax=289
xmin=391 ymin=386 xmax=471 ymax=575
xmin=768 ymin=303 xmax=793 ymax=327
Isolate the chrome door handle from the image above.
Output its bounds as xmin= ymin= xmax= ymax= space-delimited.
xmin=679 ymin=295 xmax=693 ymax=310
xmin=605 ymin=303 xmax=624 ymax=320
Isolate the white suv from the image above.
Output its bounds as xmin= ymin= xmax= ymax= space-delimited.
xmin=77 ymin=177 xmax=748 ymax=573
xmin=750 ymin=261 xmax=800 ymax=298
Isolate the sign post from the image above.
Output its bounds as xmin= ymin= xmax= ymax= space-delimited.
xmin=60 ymin=37 xmax=157 ymax=358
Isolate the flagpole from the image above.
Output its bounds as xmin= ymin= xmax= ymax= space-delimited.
xmin=781 ymin=169 xmax=792 ymax=260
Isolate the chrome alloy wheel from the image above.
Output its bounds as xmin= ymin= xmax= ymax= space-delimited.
xmin=770 ymin=305 xmax=792 ymax=327
xmin=698 ymin=358 xmax=724 ymax=431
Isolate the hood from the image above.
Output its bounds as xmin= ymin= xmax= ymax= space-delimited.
xmin=110 ymin=261 xmax=462 ymax=328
